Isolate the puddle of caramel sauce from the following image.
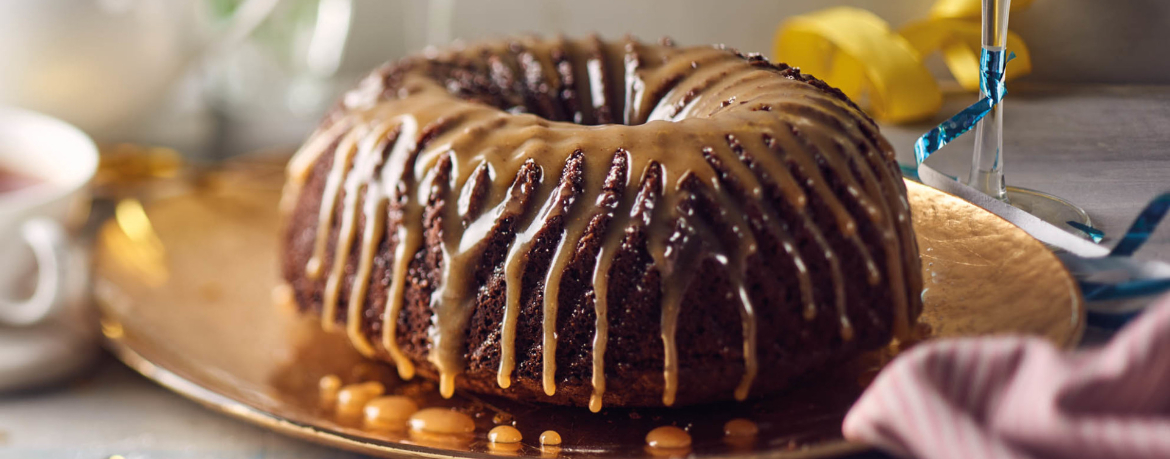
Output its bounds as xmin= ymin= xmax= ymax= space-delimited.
xmin=268 ymin=321 xmax=884 ymax=457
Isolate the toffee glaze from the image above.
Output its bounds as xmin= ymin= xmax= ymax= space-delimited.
xmin=285 ymin=35 xmax=920 ymax=411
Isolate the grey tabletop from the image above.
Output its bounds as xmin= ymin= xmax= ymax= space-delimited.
xmin=2 ymin=84 xmax=1168 ymax=459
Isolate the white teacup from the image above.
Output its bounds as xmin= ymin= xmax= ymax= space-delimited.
xmin=0 ymin=106 xmax=98 ymax=390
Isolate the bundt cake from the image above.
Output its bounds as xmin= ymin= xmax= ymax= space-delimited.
xmin=281 ymin=35 xmax=923 ymax=411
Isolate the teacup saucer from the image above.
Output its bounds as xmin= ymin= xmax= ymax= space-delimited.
xmin=0 ymin=316 xmax=100 ymax=391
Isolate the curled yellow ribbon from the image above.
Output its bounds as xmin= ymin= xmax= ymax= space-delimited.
xmin=774 ymin=0 xmax=1033 ymax=123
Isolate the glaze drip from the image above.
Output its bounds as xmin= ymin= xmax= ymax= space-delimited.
xmin=498 ymin=151 xmax=585 ymax=389
xmin=380 ymin=117 xmax=422 ymax=379
xmin=284 ymin=36 xmax=920 ymax=408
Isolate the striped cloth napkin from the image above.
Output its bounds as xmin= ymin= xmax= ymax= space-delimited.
xmin=843 ymin=292 xmax=1170 ymax=459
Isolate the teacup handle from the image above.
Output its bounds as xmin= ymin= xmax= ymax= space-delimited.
xmin=0 ymin=218 xmax=69 ymax=327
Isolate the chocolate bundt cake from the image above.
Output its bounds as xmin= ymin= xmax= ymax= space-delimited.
xmin=281 ymin=35 xmax=922 ymax=411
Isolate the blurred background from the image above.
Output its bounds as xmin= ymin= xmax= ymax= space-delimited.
xmin=1 ymin=0 xmax=1167 ymax=162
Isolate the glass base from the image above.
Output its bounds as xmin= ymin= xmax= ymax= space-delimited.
xmin=1006 ymin=186 xmax=1094 ymax=241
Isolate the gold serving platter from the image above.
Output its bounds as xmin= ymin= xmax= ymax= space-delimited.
xmin=93 ymin=163 xmax=1083 ymax=459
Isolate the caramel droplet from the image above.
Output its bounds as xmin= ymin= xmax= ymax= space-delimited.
xmin=318 ymin=374 xmax=342 ymax=406
xmin=539 ymin=430 xmax=562 ymax=446
xmin=645 ymin=426 xmax=691 ymax=449
xmin=488 ymin=425 xmax=523 ymax=444
xmin=588 ymin=393 xmax=603 ymax=413
xmin=306 ymin=257 xmax=323 ymax=279
xmin=408 ymin=407 xmax=476 ymax=435
xmin=438 ymin=373 xmax=457 ymax=399
xmin=272 ymin=283 xmax=296 ymax=311
xmin=337 ymin=381 xmax=384 ymax=416
xmin=363 ymin=395 xmax=419 ymax=430
xmin=723 ymin=418 xmax=758 ymax=437
xmin=100 ymin=318 xmax=124 ymax=339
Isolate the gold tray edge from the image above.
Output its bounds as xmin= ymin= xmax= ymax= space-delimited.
xmin=97 ymin=307 xmax=871 ymax=459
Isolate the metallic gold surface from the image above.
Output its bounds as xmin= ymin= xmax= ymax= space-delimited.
xmin=94 ymin=174 xmax=1082 ymax=459
xmin=905 ymin=180 xmax=1083 ymax=347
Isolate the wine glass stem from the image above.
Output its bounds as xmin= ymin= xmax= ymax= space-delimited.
xmin=967 ymin=0 xmax=1011 ymax=201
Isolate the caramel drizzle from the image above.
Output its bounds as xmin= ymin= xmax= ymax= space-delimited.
xmin=584 ymin=36 xmax=615 ymax=124
xmin=498 ymin=152 xmax=581 ymax=389
xmin=722 ymin=135 xmax=818 ymax=321
xmin=770 ymin=94 xmax=917 ymax=338
xmin=306 ymin=125 xmax=365 ymax=281
xmin=380 ymin=116 xmax=421 ymax=379
xmin=286 ymin=37 xmax=918 ymax=409
xmin=752 ymin=130 xmax=851 ymax=331
xmin=622 ymin=38 xmax=644 ymax=125
xmin=539 ymin=218 xmax=586 ymax=396
xmin=587 ymin=150 xmax=636 ymax=412
xmin=651 ymin=190 xmax=702 ymax=408
xmin=550 ymin=36 xmax=584 ymax=124
xmin=537 ymin=161 xmax=610 ymax=396
xmin=343 ymin=123 xmax=401 ymax=355
xmin=317 ymin=124 xmax=377 ymax=331
xmin=642 ymin=53 xmax=739 ymax=123
xmin=703 ymin=138 xmax=818 ymax=401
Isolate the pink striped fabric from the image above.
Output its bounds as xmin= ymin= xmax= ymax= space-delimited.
xmin=843 ymin=292 xmax=1170 ymax=459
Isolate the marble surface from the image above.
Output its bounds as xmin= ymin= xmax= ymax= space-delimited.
xmin=2 ymin=84 xmax=1169 ymax=459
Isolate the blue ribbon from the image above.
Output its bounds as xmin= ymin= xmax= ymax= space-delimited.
xmin=1066 ymin=221 xmax=1105 ymax=243
xmin=1109 ymin=193 xmax=1170 ymax=257
xmin=1085 ymin=193 xmax=1170 ymax=303
xmin=1075 ymin=192 xmax=1170 ymax=327
xmin=1085 ymin=278 xmax=1170 ymax=302
xmin=913 ymin=48 xmax=1013 ymax=166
